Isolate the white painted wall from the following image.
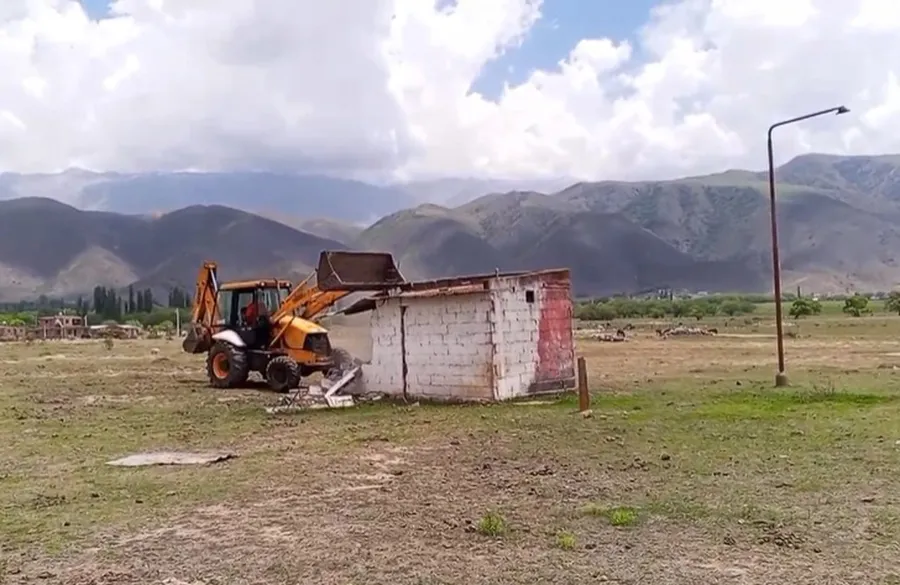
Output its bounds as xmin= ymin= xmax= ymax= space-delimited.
xmin=363 ymin=293 xmax=494 ymax=400
xmin=365 ymin=299 xmax=404 ymax=392
xmin=490 ymin=281 xmax=540 ymax=401
xmin=404 ymin=294 xmax=494 ymax=400
xmin=360 ymin=274 xmax=573 ymax=401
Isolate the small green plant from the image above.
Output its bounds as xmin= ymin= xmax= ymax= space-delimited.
xmin=606 ymin=506 xmax=639 ymax=526
xmin=554 ymin=530 xmax=576 ymax=550
xmin=583 ymin=504 xmax=640 ymax=527
xmin=843 ymin=293 xmax=871 ymax=317
xmin=789 ymin=297 xmax=822 ymax=319
xmin=102 ymin=337 xmax=114 ymax=350
xmin=886 ymin=291 xmax=900 ymax=315
xmin=476 ymin=510 xmax=507 ymax=537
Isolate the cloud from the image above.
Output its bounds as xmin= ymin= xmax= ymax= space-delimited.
xmin=0 ymin=0 xmax=898 ymax=182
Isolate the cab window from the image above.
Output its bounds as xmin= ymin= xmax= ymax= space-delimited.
xmin=216 ymin=290 xmax=232 ymax=325
xmin=259 ymin=287 xmax=281 ymax=314
xmin=235 ymin=291 xmax=256 ymax=323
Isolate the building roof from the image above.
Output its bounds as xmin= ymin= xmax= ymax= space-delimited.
xmin=340 ymin=267 xmax=570 ymax=316
xmin=220 ymin=279 xmax=293 ymax=291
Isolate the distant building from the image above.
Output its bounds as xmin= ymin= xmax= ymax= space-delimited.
xmin=89 ymin=323 xmax=141 ymax=339
xmin=37 ymin=314 xmax=87 ymax=339
xmin=629 ymin=286 xmax=674 ymax=300
xmin=0 ymin=325 xmax=27 ymax=341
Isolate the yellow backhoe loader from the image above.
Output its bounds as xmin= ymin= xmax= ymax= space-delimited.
xmin=181 ymin=250 xmax=404 ymax=392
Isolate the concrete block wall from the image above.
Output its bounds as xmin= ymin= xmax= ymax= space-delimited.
xmin=404 ymin=295 xmax=493 ymax=400
xmin=362 ymin=294 xmax=494 ymax=401
xmin=364 ymin=299 xmax=404 ymax=394
xmin=361 ymin=270 xmax=574 ymax=402
xmin=491 ymin=281 xmax=540 ymax=400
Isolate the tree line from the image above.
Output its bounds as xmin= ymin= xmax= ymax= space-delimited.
xmin=91 ymin=286 xmax=155 ymax=320
xmin=0 ymin=285 xmax=194 ymax=326
xmin=576 ymin=291 xmax=900 ymax=321
xmin=789 ymin=291 xmax=900 ymax=318
xmin=575 ymin=296 xmax=757 ymax=321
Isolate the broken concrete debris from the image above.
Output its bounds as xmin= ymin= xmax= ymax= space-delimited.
xmin=265 ymin=363 xmax=361 ymax=413
xmin=106 ymin=452 xmax=235 ymax=467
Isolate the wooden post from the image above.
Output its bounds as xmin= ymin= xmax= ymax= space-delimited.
xmin=577 ymin=356 xmax=590 ymax=412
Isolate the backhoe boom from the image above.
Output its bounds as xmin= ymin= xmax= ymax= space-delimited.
xmin=182 ymin=262 xmax=220 ymax=354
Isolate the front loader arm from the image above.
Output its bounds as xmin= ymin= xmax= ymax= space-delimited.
xmin=268 ymin=250 xmax=404 ymax=349
xmin=269 ymin=273 xmax=350 ymax=346
xmin=298 ymin=289 xmax=351 ymax=320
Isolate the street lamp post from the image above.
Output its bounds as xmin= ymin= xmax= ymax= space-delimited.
xmin=767 ymin=105 xmax=849 ymax=387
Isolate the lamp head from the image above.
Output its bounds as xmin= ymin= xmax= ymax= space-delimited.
xmin=836 ymin=106 xmax=850 ymax=115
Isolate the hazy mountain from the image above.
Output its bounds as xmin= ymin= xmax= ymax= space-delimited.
xmin=0 ymin=169 xmax=414 ymax=224
xmin=400 ymin=177 xmax=575 ymax=207
xmin=357 ymin=193 xmax=763 ymax=296
xmin=0 ymin=169 xmax=569 ymax=224
xmin=0 ymin=198 xmax=344 ymax=301
xmin=357 ymin=154 xmax=900 ymax=295
xmin=4 ymin=154 xmax=900 ymax=300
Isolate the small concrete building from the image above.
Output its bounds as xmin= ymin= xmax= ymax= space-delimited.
xmin=37 ymin=314 xmax=87 ymax=339
xmin=354 ymin=269 xmax=576 ymax=402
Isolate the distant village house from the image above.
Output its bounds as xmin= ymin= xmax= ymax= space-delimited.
xmin=36 ymin=314 xmax=88 ymax=340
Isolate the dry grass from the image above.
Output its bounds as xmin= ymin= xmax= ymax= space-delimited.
xmin=3 ymin=316 xmax=900 ymax=584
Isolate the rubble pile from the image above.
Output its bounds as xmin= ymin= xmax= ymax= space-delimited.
xmin=267 ymin=352 xmax=364 ymax=413
xmin=656 ymin=325 xmax=718 ymax=339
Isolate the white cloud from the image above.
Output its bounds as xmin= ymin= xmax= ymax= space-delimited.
xmin=0 ymin=0 xmax=898 ymax=182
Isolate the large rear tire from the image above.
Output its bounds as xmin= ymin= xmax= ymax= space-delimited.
xmin=265 ymin=355 xmax=301 ymax=393
xmin=206 ymin=341 xmax=250 ymax=389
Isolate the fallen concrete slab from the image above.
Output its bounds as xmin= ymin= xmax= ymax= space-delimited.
xmin=266 ymin=365 xmax=361 ymax=413
xmin=106 ymin=451 xmax=235 ymax=467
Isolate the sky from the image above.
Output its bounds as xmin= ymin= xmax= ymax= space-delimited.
xmin=0 ymin=0 xmax=898 ymax=183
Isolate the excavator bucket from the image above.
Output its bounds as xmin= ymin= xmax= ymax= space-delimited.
xmin=316 ymin=250 xmax=405 ymax=291
xmin=182 ymin=323 xmax=212 ymax=354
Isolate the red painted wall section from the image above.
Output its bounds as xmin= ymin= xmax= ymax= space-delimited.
xmin=535 ymin=283 xmax=575 ymax=385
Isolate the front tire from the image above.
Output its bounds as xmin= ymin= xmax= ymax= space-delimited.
xmin=206 ymin=341 xmax=250 ymax=389
xmin=265 ymin=355 xmax=301 ymax=393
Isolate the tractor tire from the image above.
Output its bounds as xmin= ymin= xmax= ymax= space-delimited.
xmin=265 ymin=355 xmax=301 ymax=393
xmin=206 ymin=342 xmax=250 ymax=389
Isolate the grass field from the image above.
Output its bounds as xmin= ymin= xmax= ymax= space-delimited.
xmin=3 ymin=315 xmax=900 ymax=584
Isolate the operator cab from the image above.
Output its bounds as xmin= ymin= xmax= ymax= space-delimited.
xmin=217 ymin=280 xmax=292 ymax=348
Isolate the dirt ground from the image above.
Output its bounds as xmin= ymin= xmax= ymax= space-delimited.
xmin=3 ymin=315 xmax=900 ymax=584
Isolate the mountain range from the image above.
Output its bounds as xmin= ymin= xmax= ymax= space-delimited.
xmin=1 ymin=153 xmax=900 ymax=301
xmin=0 ymin=169 xmax=572 ymax=224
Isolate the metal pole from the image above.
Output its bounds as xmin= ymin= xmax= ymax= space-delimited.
xmin=767 ymin=132 xmax=788 ymax=387
xmin=766 ymin=105 xmax=848 ymax=388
